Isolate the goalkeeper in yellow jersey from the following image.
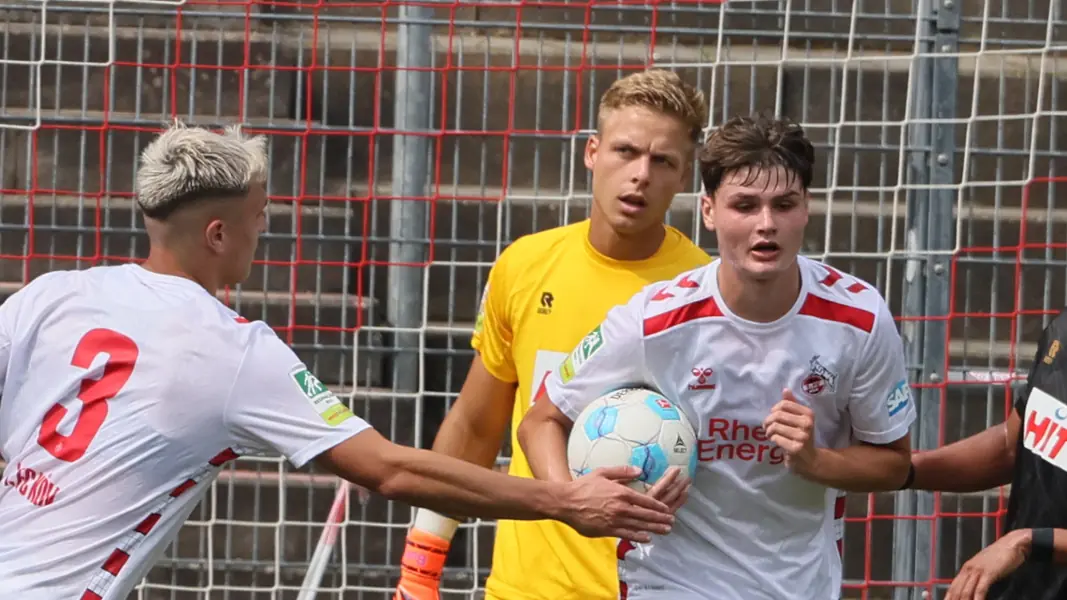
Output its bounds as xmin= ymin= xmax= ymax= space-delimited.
xmin=393 ymin=69 xmax=712 ymax=600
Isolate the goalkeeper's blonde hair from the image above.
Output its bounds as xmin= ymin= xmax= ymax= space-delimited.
xmin=597 ymin=69 xmax=708 ymax=144
xmin=135 ymin=120 xmax=268 ymax=220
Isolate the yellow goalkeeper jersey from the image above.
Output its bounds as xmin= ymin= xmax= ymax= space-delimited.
xmin=472 ymin=218 xmax=710 ymax=600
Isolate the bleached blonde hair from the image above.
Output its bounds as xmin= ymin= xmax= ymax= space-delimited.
xmin=135 ymin=120 xmax=268 ymax=219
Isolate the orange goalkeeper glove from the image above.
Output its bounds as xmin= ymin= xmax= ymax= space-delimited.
xmin=394 ymin=511 xmax=458 ymax=600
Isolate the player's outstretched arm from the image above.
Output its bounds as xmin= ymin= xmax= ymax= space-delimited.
xmin=908 ymin=409 xmax=1020 ymax=493
xmin=910 ymin=322 xmax=1051 ymax=493
xmin=224 ymin=324 xmax=670 ymax=544
xmin=314 ymin=427 xmax=674 ymax=541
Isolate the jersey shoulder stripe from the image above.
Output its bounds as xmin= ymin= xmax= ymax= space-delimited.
xmin=638 ymin=263 xmax=720 ymax=337
xmin=799 ymin=258 xmax=883 ymax=334
xmin=797 ymin=294 xmax=876 ymax=333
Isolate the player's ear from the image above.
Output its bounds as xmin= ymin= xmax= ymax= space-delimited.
xmin=700 ymin=194 xmax=715 ymax=231
xmin=584 ymin=134 xmax=600 ymax=171
xmin=204 ymin=218 xmax=226 ymax=255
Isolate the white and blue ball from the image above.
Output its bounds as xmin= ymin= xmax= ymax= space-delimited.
xmin=567 ymin=387 xmax=698 ymax=491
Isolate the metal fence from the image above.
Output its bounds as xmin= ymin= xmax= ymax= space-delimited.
xmin=0 ymin=0 xmax=1063 ymax=598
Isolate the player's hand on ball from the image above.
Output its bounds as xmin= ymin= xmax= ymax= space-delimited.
xmin=647 ymin=466 xmax=690 ymax=515
xmin=764 ymin=388 xmax=819 ymax=474
xmin=562 ymin=465 xmax=674 ymax=543
xmin=945 ymin=530 xmax=1028 ymax=600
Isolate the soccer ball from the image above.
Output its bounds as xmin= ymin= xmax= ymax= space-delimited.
xmin=567 ymin=387 xmax=698 ymax=491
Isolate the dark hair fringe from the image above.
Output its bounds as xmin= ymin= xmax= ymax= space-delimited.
xmin=698 ymin=112 xmax=815 ymax=196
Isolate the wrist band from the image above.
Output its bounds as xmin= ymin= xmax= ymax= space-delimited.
xmin=898 ymin=463 xmax=916 ymax=490
xmin=1030 ymin=528 xmax=1055 ymax=563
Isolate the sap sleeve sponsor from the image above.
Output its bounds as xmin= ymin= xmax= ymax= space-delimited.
xmin=543 ymin=298 xmax=647 ymax=421
xmin=886 ymin=380 xmax=912 ymax=418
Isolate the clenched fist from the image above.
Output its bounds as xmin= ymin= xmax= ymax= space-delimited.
xmin=763 ymin=388 xmax=819 ymax=475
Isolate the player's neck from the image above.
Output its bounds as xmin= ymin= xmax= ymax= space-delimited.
xmin=142 ymin=248 xmax=218 ymax=296
xmin=716 ymin=262 xmax=802 ymax=323
xmin=587 ymin=219 xmax=666 ymax=261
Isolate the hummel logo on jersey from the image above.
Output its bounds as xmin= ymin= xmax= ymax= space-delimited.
xmin=688 ymin=367 xmax=715 ymax=390
xmin=538 ymin=291 xmax=553 ymax=315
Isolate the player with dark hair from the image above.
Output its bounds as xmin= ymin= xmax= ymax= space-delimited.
xmin=393 ymin=69 xmax=712 ymax=600
xmin=906 ymin=316 xmax=1067 ymax=599
xmin=518 ymin=113 xmax=917 ymax=599
xmin=0 ymin=121 xmax=677 ymax=600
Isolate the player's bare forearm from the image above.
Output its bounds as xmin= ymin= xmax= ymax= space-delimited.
xmin=1002 ymin=528 xmax=1067 ymax=564
xmin=429 ymin=355 xmax=516 ymax=469
xmin=801 ymin=439 xmax=912 ymax=492
xmin=319 ymin=429 xmax=564 ymax=521
xmin=911 ymin=410 xmax=1020 ymax=492
xmin=319 ymin=428 xmax=677 ymax=543
xmin=517 ymin=394 xmax=575 ymax=483
xmin=381 ymin=445 xmax=566 ymax=521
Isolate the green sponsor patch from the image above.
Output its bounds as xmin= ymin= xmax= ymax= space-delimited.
xmin=289 ymin=366 xmax=354 ymax=426
xmin=563 ymin=325 xmax=604 ymax=381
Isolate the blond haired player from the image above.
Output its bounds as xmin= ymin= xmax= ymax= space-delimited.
xmin=393 ymin=69 xmax=711 ymax=600
xmin=0 ymin=122 xmax=678 ymax=600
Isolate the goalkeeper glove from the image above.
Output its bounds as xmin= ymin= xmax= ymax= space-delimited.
xmin=394 ymin=509 xmax=459 ymax=600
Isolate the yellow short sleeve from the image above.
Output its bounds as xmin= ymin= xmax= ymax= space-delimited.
xmin=471 ymin=256 xmax=518 ymax=383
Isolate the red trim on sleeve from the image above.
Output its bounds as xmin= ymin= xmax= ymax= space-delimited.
xmin=798 ymin=295 xmax=875 ymax=333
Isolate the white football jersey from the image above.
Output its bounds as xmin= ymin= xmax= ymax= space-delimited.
xmin=0 ymin=265 xmax=369 ymax=599
xmin=543 ymin=256 xmax=916 ymax=600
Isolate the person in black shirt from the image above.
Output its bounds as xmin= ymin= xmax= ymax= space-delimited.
xmin=906 ymin=312 xmax=1067 ymax=599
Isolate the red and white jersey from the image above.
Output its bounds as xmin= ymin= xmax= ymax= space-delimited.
xmin=0 ymin=265 xmax=369 ymax=599
xmin=543 ymin=256 xmax=916 ymax=600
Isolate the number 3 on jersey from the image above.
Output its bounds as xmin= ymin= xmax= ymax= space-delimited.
xmin=37 ymin=328 xmax=139 ymax=462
